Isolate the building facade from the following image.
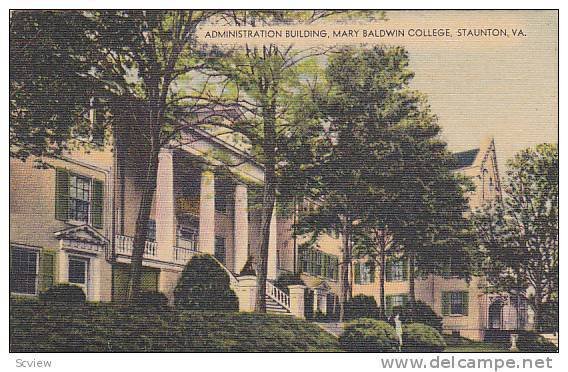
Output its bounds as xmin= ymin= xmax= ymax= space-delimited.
xmin=9 ymin=127 xmax=531 ymax=339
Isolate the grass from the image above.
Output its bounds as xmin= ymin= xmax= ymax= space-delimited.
xmin=443 ymin=335 xmax=511 ymax=352
xmin=10 ymin=299 xmax=340 ymax=352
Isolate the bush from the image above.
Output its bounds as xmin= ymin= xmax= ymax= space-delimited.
xmin=340 ymin=318 xmax=399 ymax=352
xmin=538 ymin=301 xmax=559 ymax=333
xmin=131 ymin=291 xmax=169 ymax=308
xmin=516 ymin=332 xmax=558 ymax=352
xmin=39 ymin=284 xmax=86 ymax=304
xmin=10 ymin=303 xmax=340 ymax=352
xmin=174 ymin=254 xmax=239 ymax=311
xmin=345 ymin=294 xmax=380 ymax=320
xmin=392 ymin=300 xmax=443 ymax=331
xmin=402 ymin=323 xmax=446 ymax=352
xmin=274 ymin=272 xmax=305 ymax=294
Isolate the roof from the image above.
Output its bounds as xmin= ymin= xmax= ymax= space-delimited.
xmin=452 ymin=148 xmax=480 ymax=169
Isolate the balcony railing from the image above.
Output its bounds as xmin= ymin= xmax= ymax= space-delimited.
xmin=173 ymin=245 xmax=198 ymax=264
xmin=115 ymin=235 xmax=157 ymax=257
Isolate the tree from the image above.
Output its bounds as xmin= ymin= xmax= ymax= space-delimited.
xmin=11 ymin=10 xmax=219 ymax=300
xmin=294 ymin=45 xmax=472 ymax=320
xmin=10 ymin=11 xmax=101 ymax=161
xmin=200 ymin=11 xmax=384 ymax=312
xmin=473 ymin=143 xmax=558 ymax=331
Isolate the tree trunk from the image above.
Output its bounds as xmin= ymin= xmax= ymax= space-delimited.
xmin=408 ymin=253 xmax=416 ymax=307
xmin=254 ymin=104 xmax=277 ymax=313
xmin=339 ymin=220 xmax=351 ymax=322
xmin=128 ymin=135 xmax=160 ymax=301
xmin=379 ymin=234 xmax=386 ymax=319
xmin=533 ymin=288 xmax=543 ymax=332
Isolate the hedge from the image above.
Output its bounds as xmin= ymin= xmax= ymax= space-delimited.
xmin=402 ymin=323 xmax=446 ymax=352
xmin=340 ymin=319 xmax=399 ymax=352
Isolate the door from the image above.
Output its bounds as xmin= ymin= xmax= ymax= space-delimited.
xmin=488 ymin=299 xmax=504 ymax=329
xmin=68 ymin=256 xmax=90 ymax=299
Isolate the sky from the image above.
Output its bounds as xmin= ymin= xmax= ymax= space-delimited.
xmin=387 ymin=10 xmax=558 ymax=173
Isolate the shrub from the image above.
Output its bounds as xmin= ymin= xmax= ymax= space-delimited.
xmin=345 ymin=294 xmax=380 ymax=320
xmin=39 ymin=284 xmax=86 ymax=304
xmin=274 ymin=272 xmax=305 ymax=294
xmin=340 ymin=319 xmax=399 ymax=352
xmin=174 ymin=254 xmax=239 ymax=311
xmin=538 ymin=301 xmax=558 ymax=333
xmin=402 ymin=323 xmax=446 ymax=352
xmin=516 ymin=332 xmax=558 ymax=352
xmin=131 ymin=291 xmax=169 ymax=308
xmin=392 ymin=300 xmax=443 ymax=331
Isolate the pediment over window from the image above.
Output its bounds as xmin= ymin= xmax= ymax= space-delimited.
xmin=54 ymin=224 xmax=108 ymax=253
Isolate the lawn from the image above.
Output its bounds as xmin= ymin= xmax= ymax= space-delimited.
xmin=10 ymin=300 xmax=340 ymax=352
xmin=443 ymin=335 xmax=511 ymax=352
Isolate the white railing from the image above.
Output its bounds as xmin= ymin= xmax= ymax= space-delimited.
xmin=115 ymin=235 xmax=157 ymax=257
xmin=173 ymin=245 xmax=197 ymax=264
xmin=266 ymin=281 xmax=291 ymax=310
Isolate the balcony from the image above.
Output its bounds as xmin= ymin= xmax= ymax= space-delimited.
xmin=174 ymin=229 xmax=199 ymax=264
xmin=115 ymin=235 xmax=157 ymax=258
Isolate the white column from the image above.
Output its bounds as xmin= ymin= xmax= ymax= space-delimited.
xmin=233 ymin=183 xmax=249 ymax=274
xmin=57 ymin=249 xmax=68 ymax=283
xmin=156 ymin=149 xmax=175 ymax=261
xmin=199 ymin=169 xmax=215 ymax=255
xmin=267 ymin=205 xmax=278 ymax=280
xmin=288 ymin=285 xmax=306 ymax=319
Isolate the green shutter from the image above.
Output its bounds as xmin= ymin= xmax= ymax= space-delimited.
xmin=91 ymin=179 xmax=104 ymax=229
xmin=369 ymin=261 xmax=376 ymax=283
xmin=402 ymin=295 xmax=409 ymax=307
xmin=55 ymin=168 xmax=69 ymax=221
xmin=441 ymin=292 xmax=450 ymax=316
xmin=354 ymin=262 xmax=361 ymax=284
xmin=141 ymin=269 xmax=159 ymax=292
xmin=402 ymin=259 xmax=409 ymax=281
xmin=38 ymin=251 xmax=55 ymax=292
xmin=462 ymin=291 xmax=469 ymax=316
xmin=385 ymin=260 xmax=392 ymax=282
xmin=332 ymin=257 xmax=339 ymax=280
xmin=385 ymin=296 xmax=393 ymax=315
xmin=322 ymin=254 xmax=328 ymax=278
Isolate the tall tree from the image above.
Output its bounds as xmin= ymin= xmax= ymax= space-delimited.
xmin=11 ymin=10 xmax=219 ymax=300
xmin=200 ymin=11 xmax=384 ymax=312
xmin=473 ymin=143 xmax=558 ymax=330
xmin=294 ymin=45 xmax=472 ymax=319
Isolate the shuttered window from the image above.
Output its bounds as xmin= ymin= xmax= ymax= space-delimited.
xmin=386 ymin=294 xmax=408 ymax=315
xmin=298 ymin=247 xmax=339 ymax=281
xmin=55 ymin=168 xmax=103 ymax=229
xmin=354 ymin=261 xmax=375 ymax=284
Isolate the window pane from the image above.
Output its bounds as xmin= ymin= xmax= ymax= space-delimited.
xmin=10 ymin=248 xmax=38 ymax=294
xmin=68 ymin=258 xmax=87 ymax=284
xmin=69 ymin=174 xmax=91 ymax=223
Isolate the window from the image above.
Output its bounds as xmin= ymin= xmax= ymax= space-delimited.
xmin=299 ymin=247 xmax=338 ymax=281
xmin=10 ymin=247 xmax=39 ymax=295
xmin=442 ymin=291 xmax=469 ymax=316
xmin=215 ymin=236 xmax=226 ymax=264
xmin=354 ymin=261 xmax=375 ymax=284
xmin=68 ymin=256 xmax=89 ymax=297
xmin=386 ymin=259 xmax=407 ymax=282
xmin=55 ymin=169 xmax=104 ymax=228
xmin=386 ymin=294 xmax=408 ymax=315
xmin=69 ymin=174 xmax=91 ymax=223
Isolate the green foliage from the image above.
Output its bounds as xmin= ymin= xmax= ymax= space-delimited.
xmin=402 ymin=323 xmax=446 ymax=352
xmin=39 ymin=284 xmax=86 ymax=305
xmin=516 ymin=332 xmax=558 ymax=353
xmin=10 ymin=11 xmax=102 ymax=160
xmin=473 ymin=143 xmax=558 ymax=330
xmin=345 ymin=294 xmax=381 ymax=320
xmin=538 ymin=301 xmax=558 ymax=333
xmin=174 ymin=254 xmax=239 ymax=311
xmin=392 ymin=300 xmax=443 ymax=331
xmin=10 ymin=302 xmax=340 ymax=352
xmin=339 ymin=319 xmax=399 ymax=352
xmin=130 ymin=291 xmax=169 ymax=309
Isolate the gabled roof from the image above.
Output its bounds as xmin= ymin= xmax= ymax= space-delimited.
xmin=452 ymin=148 xmax=480 ymax=169
xmin=54 ymin=224 xmax=109 ymax=245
